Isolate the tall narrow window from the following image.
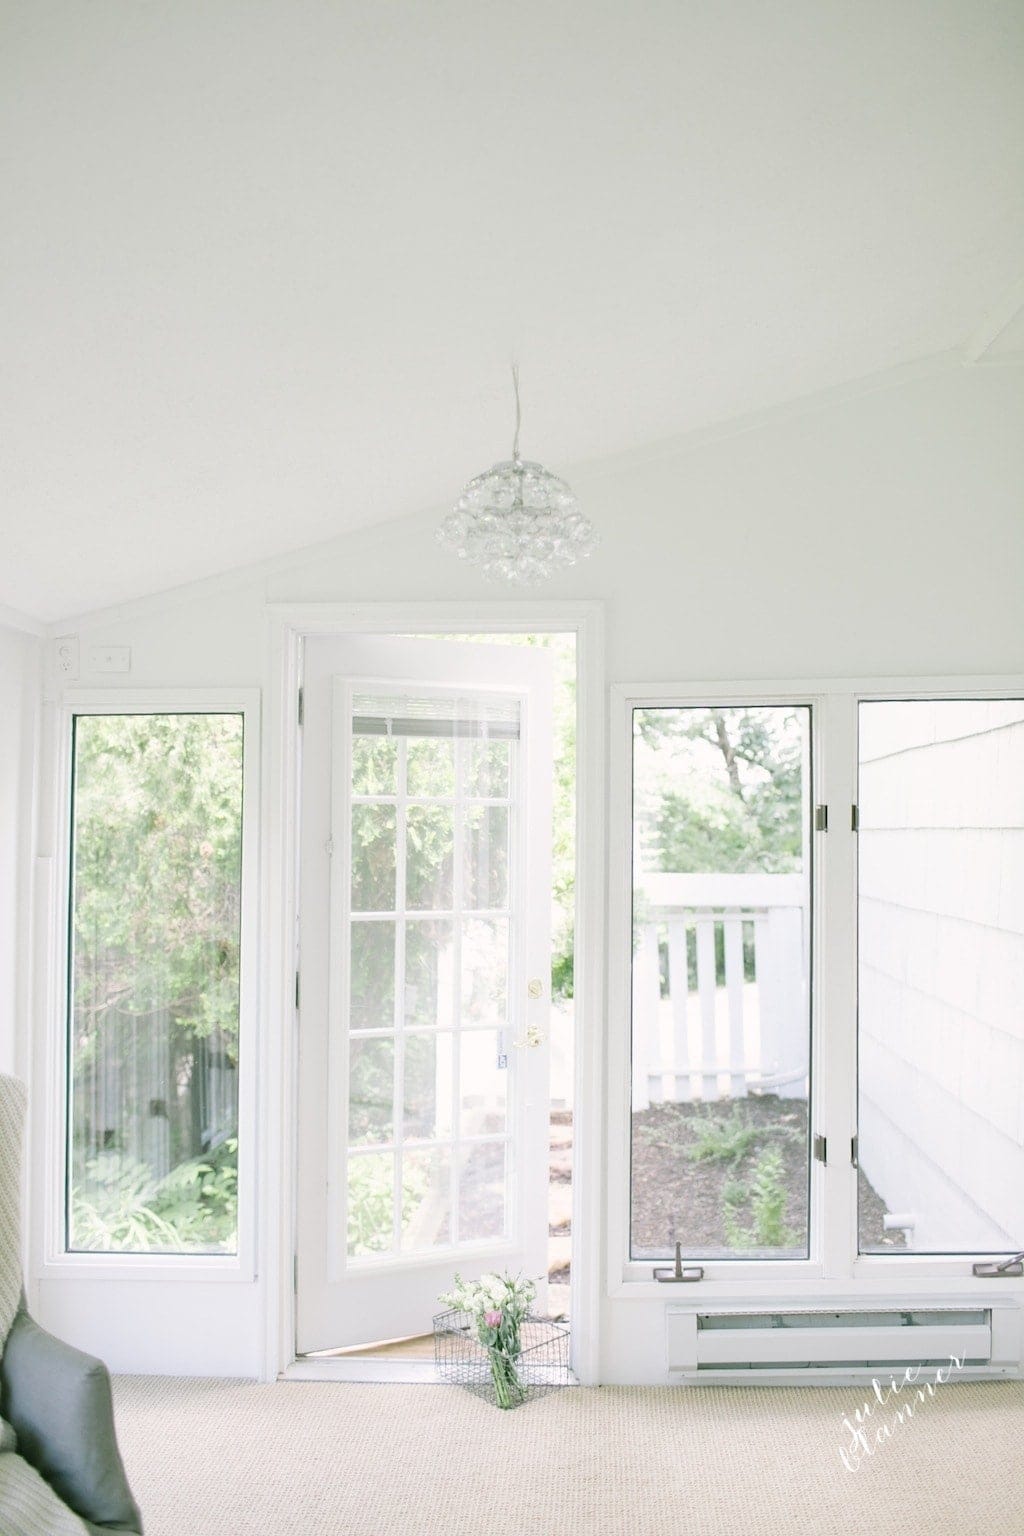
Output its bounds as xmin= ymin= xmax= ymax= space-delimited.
xmin=67 ymin=713 xmax=244 ymax=1254
xmin=858 ymin=699 xmax=1024 ymax=1255
xmin=630 ymin=705 xmax=812 ymax=1260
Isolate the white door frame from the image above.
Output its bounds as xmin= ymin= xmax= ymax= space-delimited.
xmin=261 ymin=601 xmax=605 ymax=1383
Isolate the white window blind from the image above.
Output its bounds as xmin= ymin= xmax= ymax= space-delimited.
xmin=352 ymin=691 xmax=520 ymax=740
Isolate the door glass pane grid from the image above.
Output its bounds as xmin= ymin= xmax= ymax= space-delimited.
xmin=347 ymin=705 xmax=517 ymax=1263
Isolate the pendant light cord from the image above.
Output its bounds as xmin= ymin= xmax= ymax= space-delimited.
xmin=511 ymin=362 xmax=522 ymax=462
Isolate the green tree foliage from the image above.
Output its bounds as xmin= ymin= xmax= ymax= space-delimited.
xmin=69 ymin=713 xmax=243 ymax=1253
xmin=636 ymin=706 xmax=805 ymax=876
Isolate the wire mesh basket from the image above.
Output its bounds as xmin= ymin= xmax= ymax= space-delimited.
xmin=433 ymin=1309 xmax=571 ymax=1407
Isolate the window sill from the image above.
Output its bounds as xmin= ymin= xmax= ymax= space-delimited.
xmin=36 ymin=1252 xmax=255 ymax=1283
xmin=612 ymin=1262 xmax=1024 ymax=1302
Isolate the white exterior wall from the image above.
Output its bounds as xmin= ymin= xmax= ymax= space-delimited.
xmin=858 ymin=701 xmax=1024 ymax=1251
xmin=22 ymin=358 xmax=1024 ymax=1379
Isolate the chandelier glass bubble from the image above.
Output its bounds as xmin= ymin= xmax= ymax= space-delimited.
xmin=437 ymin=368 xmax=597 ymax=585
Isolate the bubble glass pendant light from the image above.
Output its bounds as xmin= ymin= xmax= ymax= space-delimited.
xmin=436 ymin=367 xmax=597 ymax=585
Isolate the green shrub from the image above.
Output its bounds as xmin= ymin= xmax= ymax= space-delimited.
xmin=690 ymin=1106 xmax=758 ymax=1166
xmin=722 ymin=1147 xmax=790 ymax=1250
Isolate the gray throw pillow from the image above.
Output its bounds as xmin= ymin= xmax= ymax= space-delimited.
xmin=0 ymin=1310 xmax=142 ymax=1533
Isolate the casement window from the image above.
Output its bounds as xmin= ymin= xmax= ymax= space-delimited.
xmin=613 ymin=684 xmax=1024 ymax=1285
xmin=61 ymin=699 xmax=258 ymax=1266
xmin=629 ymin=703 xmax=812 ymax=1262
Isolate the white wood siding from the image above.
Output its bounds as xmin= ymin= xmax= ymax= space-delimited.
xmin=858 ymin=702 xmax=1024 ymax=1251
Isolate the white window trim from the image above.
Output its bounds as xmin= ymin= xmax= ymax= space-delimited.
xmin=35 ymin=687 xmax=261 ymax=1283
xmin=608 ymin=674 xmax=1024 ymax=1303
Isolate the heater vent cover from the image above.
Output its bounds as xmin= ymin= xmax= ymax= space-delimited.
xmin=667 ymin=1305 xmax=994 ymax=1374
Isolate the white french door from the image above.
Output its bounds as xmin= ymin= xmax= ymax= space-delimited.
xmin=296 ymin=635 xmax=553 ymax=1353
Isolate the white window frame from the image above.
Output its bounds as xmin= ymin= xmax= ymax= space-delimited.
xmin=37 ymin=688 xmax=260 ymax=1283
xmin=609 ymin=675 xmax=1024 ymax=1304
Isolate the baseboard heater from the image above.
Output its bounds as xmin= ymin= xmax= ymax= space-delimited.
xmin=666 ymin=1303 xmax=1021 ymax=1379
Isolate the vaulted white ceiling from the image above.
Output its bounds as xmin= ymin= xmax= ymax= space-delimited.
xmin=2 ymin=1 xmax=1022 ymax=624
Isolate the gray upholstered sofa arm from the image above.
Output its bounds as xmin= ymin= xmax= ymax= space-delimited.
xmin=0 ymin=1308 xmax=143 ymax=1535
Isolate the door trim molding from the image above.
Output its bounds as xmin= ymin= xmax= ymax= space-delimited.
xmin=263 ymin=601 xmax=605 ymax=1384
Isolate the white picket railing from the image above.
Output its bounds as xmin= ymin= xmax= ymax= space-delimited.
xmin=632 ymin=873 xmax=808 ymax=1109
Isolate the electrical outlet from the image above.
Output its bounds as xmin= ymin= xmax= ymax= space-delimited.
xmin=87 ymin=644 xmax=132 ymax=674
xmin=55 ymin=635 xmax=79 ymax=680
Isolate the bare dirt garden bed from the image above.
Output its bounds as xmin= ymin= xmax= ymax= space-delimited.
xmin=630 ymin=1094 xmax=902 ymax=1259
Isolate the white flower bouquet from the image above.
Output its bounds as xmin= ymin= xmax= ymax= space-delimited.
xmin=438 ymin=1271 xmax=537 ymax=1409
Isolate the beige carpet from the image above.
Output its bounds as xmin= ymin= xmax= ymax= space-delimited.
xmin=111 ymin=1376 xmax=1023 ymax=1536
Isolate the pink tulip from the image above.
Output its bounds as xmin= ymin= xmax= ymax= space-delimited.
xmin=484 ymin=1309 xmax=502 ymax=1328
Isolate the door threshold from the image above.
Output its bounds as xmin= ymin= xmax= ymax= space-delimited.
xmin=283 ymin=1356 xmax=443 ymax=1384
xmin=282 ymin=1355 xmax=582 ymax=1387
xmin=317 ymin=1332 xmax=435 ymax=1360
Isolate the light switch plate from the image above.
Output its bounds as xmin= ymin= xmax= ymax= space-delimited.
xmin=87 ymin=644 xmax=132 ymax=674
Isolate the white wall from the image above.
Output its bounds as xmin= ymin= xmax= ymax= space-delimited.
xmin=268 ymin=361 xmax=1024 ymax=679
xmin=29 ymin=358 xmax=1024 ymax=1379
xmin=0 ymin=625 xmax=41 ymax=1077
